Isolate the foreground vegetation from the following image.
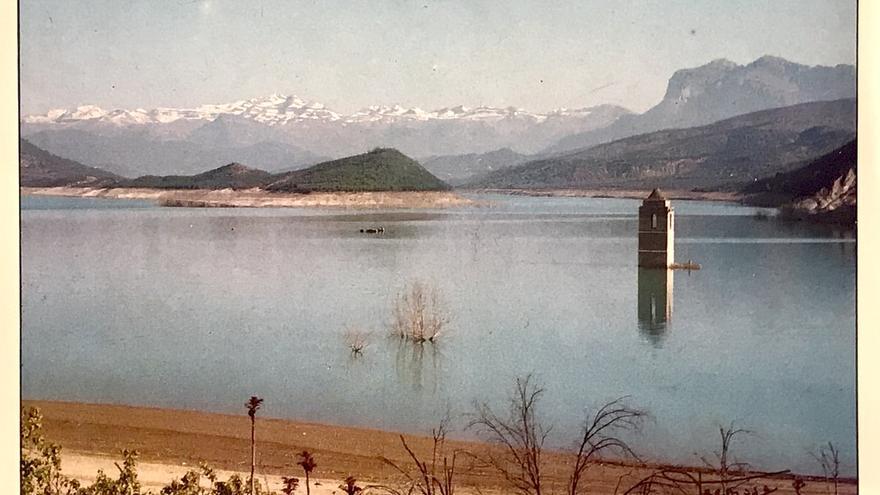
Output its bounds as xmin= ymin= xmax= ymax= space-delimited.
xmin=22 ymin=374 xmax=849 ymax=495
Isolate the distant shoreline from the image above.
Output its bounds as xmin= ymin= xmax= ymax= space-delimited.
xmin=468 ymin=188 xmax=745 ymax=202
xmin=25 ymin=400 xmax=856 ymax=494
xmin=21 ymin=186 xmax=746 ymax=207
xmin=20 ymin=186 xmax=477 ymax=209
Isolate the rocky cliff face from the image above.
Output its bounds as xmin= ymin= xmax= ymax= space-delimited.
xmin=743 ymin=139 xmax=856 ymax=224
xmin=546 ymin=56 xmax=856 ymax=154
xmin=786 ymin=168 xmax=856 ymax=223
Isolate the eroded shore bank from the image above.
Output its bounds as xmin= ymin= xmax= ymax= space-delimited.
xmin=21 ymin=186 xmax=745 ymax=209
xmin=470 ymin=188 xmax=743 ymax=202
xmin=20 ymin=187 xmax=477 ymax=209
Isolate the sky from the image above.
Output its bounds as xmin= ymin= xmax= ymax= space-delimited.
xmin=19 ymin=0 xmax=856 ymax=115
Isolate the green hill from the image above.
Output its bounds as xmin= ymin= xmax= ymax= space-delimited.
xmin=267 ymin=148 xmax=450 ymax=192
xmin=125 ymin=163 xmax=273 ymax=190
xmin=25 ymin=147 xmax=450 ymax=193
xmin=469 ymin=99 xmax=855 ymax=191
xmin=20 ymin=138 xmax=123 ymax=187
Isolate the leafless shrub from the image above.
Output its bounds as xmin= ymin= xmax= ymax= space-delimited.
xmin=467 ymin=374 xmax=645 ymax=495
xmin=391 ymin=281 xmax=449 ymax=343
xmin=345 ymin=327 xmax=371 ymax=355
xmin=812 ymin=442 xmax=840 ymax=495
xmin=378 ymin=416 xmax=460 ymax=495
xmin=698 ymin=423 xmax=753 ymax=487
xmin=623 ymin=423 xmax=789 ymax=495
xmin=467 ymin=374 xmax=548 ymax=495
xmin=568 ymin=398 xmax=646 ymax=495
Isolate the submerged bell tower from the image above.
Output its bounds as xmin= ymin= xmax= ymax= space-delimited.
xmin=638 ymin=188 xmax=675 ymax=268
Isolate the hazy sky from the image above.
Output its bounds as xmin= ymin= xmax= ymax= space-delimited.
xmin=20 ymin=0 xmax=856 ymax=115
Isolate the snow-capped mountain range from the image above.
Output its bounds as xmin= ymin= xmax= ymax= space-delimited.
xmin=20 ymin=56 xmax=855 ymax=180
xmin=23 ymin=94 xmax=611 ymax=126
xmin=21 ymin=94 xmax=632 ymax=176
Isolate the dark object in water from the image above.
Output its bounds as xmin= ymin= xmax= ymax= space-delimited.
xmin=670 ymin=260 xmax=701 ymax=271
xmin=359 ymin=227 xmax=386 ymax=234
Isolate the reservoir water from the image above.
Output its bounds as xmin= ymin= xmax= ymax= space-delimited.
xmin=21 ymin=193 xmax=856 ymax=475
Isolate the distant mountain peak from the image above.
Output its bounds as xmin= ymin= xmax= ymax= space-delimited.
xmin=217 ymin=162 xmax=255 ymax=174
xmin=706 ymin=58 xmax=738 ymax=68
xmin=24 ymin=93 xmax=344 ymax=126
xmin=750 ymin=54 xmax=793 ymax=67
xmin=545 ymin=55 xmax=855 ymax=155
xmin=23 ymin=96 xmax=631 ymax=128
xmin=661 ymin=55 xmax=853 ymax=107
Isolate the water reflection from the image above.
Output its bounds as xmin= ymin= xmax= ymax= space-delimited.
xmin=391 ymin=338 xmax=443 ymax=393
xmin=637 ymin=268 xmax=674 ymax=346
xmin=20 ymin=194 xmax=857 ymax=476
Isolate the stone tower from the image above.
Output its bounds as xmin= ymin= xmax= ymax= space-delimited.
xmin=638 ymin=188 xmax=674 ymax=268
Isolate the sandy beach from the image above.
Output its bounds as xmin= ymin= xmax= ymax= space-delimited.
xmin=20 ymin=187 xmax=477 ymax=209
xmin=23 ymin=400 xmax=855 ymax=494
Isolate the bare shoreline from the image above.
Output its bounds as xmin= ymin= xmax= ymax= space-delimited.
xmin=20 ymin=187 xmax=478 ymax=209
xmin=468 ymin=188 xmax=745 ymax=202
xmin=25 ymin=400 xmax=855 ymax=494
xmin=20 ymin=186 xmax=748 ymax=209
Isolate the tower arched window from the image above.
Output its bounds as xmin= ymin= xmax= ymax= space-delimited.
xmin=652 ymin=213 xmax=658 ymax=229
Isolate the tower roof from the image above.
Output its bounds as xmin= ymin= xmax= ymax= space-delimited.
xmin=646 ymin=188 xmax=666 ymax=200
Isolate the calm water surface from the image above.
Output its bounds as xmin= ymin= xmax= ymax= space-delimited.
xmin=21 ymin=194 xmax=856 ymax=475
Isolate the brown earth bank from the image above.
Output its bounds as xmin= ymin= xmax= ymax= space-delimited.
xmin=19 ymin=187 xmax=477 ymax=209
xmin=23 ymin=400 xmax=855 ymax=495
xmin=469 ymin=188 xmax=743 ymax=202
